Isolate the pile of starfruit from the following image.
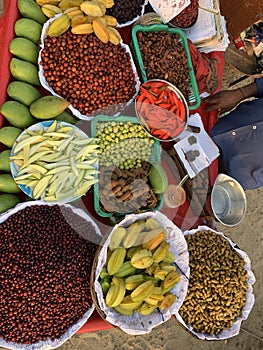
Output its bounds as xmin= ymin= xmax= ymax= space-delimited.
xmin=99 ymin=217 xmax=181 ymax=316
xmin=38 ymin=0 xmax=121 ymax=44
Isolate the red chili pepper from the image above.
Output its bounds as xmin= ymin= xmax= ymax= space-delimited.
xmin=176 ymin=99 xmax=185 ymax=121
xmin=158 ymin=103 xmax=172 ymax=109
xmin=139 ymin=86 xmax=157 ymax=104
xmin=169 ymin=105 xmax=178 ymax=113
xmin=136 ymin=93 xmax=147 ymax=104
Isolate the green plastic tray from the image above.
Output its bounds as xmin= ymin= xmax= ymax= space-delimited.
xmin=130 ymin=24 xmax=201 ymax=110
xmin=91 ymin=115 xmax=164 ymax=218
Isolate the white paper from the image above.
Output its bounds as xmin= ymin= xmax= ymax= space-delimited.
xmin=181 ymin=0 xmax=229 ymax=53
xmin=173 ymin=113 xmax=220 ymax=178
xmin=183 ymin=0 xmax=217 ymax=42
xmin=149 ymin=0 xmax=191 ymax=24
xmin=175 ymin=226 xmax=256 ymax=341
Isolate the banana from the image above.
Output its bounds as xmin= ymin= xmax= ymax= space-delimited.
xmin=105 ymin=276 xmax=126 ymax=308
xmin=46 ymin=14 xmax=71 ymax=37
xmin=152 ymin=241 xmax=170 ymax=263
xmin=107 ymin=247 xmax=126 ymax=275
xmin=130 ymin=280 xmax=155 ymax=303
xmin=130 ymin=249 xmax=153 ymax=269
xmin=159 ymin=293 xmax=176 ymax=310
xmin=109 ymin=226 xmax=126 ymax=250
xmin=125 ymin=274 xmax=144 ymax=291
xmin=41 ymin=4 xmax=62 ymax=17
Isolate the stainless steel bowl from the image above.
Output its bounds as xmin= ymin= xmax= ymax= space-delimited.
xmin=211 ymin=174 xmax=247 ymax=227
xmin=135 ymin=79 xmax=189 ymax=142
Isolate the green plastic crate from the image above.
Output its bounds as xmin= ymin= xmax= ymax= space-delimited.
xmin=91 ymin=115 xmax=164 ymax=218
xmin=130 ymin=24 xmax=200 ymax=110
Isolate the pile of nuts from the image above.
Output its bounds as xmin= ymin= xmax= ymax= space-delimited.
xmin=137 ymin=31 xmax=191 ymax=99
xmin=99 ymin=163 xmax=161 ymax=213
xmin=40 ymin=31 xmax=137 ymax=116
xmin=179 ymin=230 xmax=248 ymax=336
xmin=0 ymin=205 xmax=101 ymax=344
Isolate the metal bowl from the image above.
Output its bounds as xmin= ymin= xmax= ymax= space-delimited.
xmin=135 ymin=79 xmax=189 ymax=142
xmin=211 ymin=174 xmax=247 ymax=227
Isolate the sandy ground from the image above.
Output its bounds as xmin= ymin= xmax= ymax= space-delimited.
xmin=0 ymin=1 xmax=262 ymax=348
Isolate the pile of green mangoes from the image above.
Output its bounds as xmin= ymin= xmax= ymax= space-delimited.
xmin=0 ymin=0 xmax=78 ymax=213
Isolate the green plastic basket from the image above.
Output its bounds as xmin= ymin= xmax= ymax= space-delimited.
xmin=130 ymin=24 xmax=200 ymax=110
xmin=91 ymin=115 xmax=164 ymax=218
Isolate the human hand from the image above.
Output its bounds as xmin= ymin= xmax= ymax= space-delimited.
xmin=203 ymin=89 xmax=243 ymax=113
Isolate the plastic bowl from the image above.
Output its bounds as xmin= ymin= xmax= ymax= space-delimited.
xmin=10 ymin=120 xmax=98 ymax=203
xmin=135 ymin=79 xmax=189 ymax=142
xmin=211 ymin=174 xmax=247 ymax=226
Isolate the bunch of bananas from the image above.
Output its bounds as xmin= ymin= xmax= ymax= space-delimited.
xmin=37 ymin=0 xmax=121 ymax=44
xmin=99 ymin=217 xmax=181 ymax=316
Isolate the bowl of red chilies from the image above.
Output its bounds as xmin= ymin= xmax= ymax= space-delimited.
xmin=135 ymin=79 xmax=189 ymax=142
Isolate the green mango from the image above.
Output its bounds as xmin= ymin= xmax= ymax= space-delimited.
xmin=14 ymin=18 xmax=42 ymax=44
xmin=30 ymin=96 xmax=71 ymax=119
xmin=0 ymin=194 xmax=21 ymax=214
xmin=0 ymin=174 xmax=21 ymax=194
xmin=149 ymin=161 xmax=168 ymax=194
xmin=0 ymin=101 xmax=36 ymax=128
xmin=0 ymin=150 xmax=11 ymax=172
xmin=55 ymin=110 xmax=78 ymax=125
xmin=0 ymin=126 xmax=22 ymax=148
xmin=17 ymin=0 xmax=47 ymax=24
xmin=9 ymin=37 xmax=39 ymax=64
xmin=7 ymin=81 xmax=42 ymax=106
xmin=10 ymin=58 xmax=40 ymax=86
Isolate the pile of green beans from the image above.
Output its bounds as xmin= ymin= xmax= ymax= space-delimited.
xmin=96 ymin=121 xmax=155 ymax=169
